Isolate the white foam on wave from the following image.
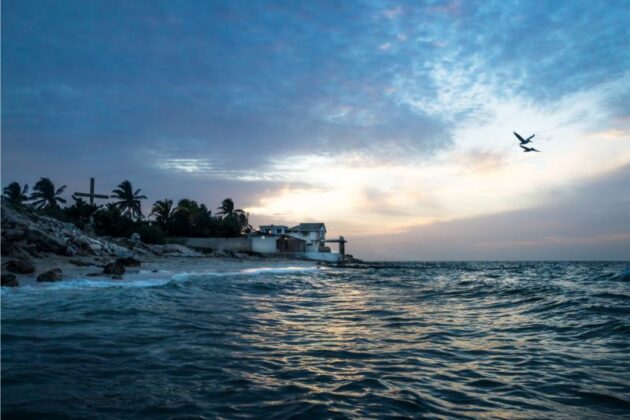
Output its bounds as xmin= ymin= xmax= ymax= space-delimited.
xmin=171 ymin=265 xmax=321 ymax=281
xmin=1 ymin=278 xmax=172 ymax=295
xmin=1 ymin=265 xmax=323 ymax=296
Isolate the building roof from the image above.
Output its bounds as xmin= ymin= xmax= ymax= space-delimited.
xmin=290 ymin=223 xmax=326 ymax=232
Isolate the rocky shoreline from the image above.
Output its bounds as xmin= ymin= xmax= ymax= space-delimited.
xmin=0 ymin=200 xmax=267 ymax=287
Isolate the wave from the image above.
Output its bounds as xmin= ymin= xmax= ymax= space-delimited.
xmin=172 ymin=265 xmax=321 ymax=280
xmin=3 ymin=261 xmax=629 ymax=419
xmin=1 ymin=265 xmax=323 ymax=296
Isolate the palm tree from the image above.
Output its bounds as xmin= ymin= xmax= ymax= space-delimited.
xmin=150 ymin=199 xmax=175 ymax=230
xmin=30 ymin=178 xmax=67 ymax=209
xmin=175 ymin=199 xmax=201 ymax=229
xmin=217 ymin=198 xmax=245 ymax=218
xmin=177 ymin=199 xmax=200 ymax=215
xmin=3 ymin=182 xmax=29 ymax=205
xmin=217 ymin=198 xmax=250 ymax=234
xmin=111 ymin=180 xmax=147 ymax=220
xmin=235 ymin=210 xmax=252 ymax=233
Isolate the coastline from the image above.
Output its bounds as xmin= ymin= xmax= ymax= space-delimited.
xmin=1 ymin=199 xmax=330 ymax=289
xmin=6 ymin=255 xmax=321 ymax=289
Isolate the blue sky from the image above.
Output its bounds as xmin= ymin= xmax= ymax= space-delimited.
xmin=2 ymin=0 xmax=629 ymax=259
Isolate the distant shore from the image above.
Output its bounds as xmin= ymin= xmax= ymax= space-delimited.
xmin=1 ymin=198 xmax=328 ymax=288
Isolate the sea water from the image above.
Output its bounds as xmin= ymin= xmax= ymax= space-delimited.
xmin=2 ymin=262 xmax=629 ymax=418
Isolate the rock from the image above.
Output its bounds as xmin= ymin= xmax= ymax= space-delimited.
xmin=111 ymin=246 xmax=132 ymax=258
xmin=12 ymin=246 xmax=33 ymax=260
xmin=161 ymin=244 xmax=202 ymax=257
xmin=88 ymin=242 xmax=103 ymax=252
xmin=21 ymin=243 xmax=43 ymax=258
xmin=111 ymin=274 xmax=123 ymax=280
xmin=1 ymin=274 xmax=19 ymax=287
xmin=103 ymin=261 xmax=126 ymax=275
xmin=71 ymin=236 xmax=94 ymax=251
xmin=25 ymin=229 xmax=67 ymax=254
xmin=64 ymin=244 xmax=78 ymax=257
xmin=5 ymin=259 xmax=36 ymax=274
xmin=3 ymin=227 xmax=25 ymax=241
xmin=37 ymin=268 xmax=63 ymax=282
xmin=116 ymin=257 xmax=141 ymax=267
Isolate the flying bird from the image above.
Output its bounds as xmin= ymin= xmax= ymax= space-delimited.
xmin=520 ymin=144 xmax=541 ymax=153
xmin=514 ymin=131 xmax=535 ymax=144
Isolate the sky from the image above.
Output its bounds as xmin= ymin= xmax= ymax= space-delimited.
xmin=2 ymin=0 xmax=629 ymax=260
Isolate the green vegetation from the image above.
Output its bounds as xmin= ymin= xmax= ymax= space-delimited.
xmin=3 ymin=178 xmax=252 ymax=240
xmin=30 ymin=177 xmax=67 ymax=210
xmin=2 ymin=182 xmax=29 ymax=206
xmin=111 ymin=180 xmax=147 ymax=221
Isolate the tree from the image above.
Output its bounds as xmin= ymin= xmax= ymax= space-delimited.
xmin=65 ymin=196 xmax=99 ymax=228
xmin=111 ymin=180 xmax=147 ymax=220
xmin=217 ymin=198 xmax=236 ymax=217
xmin=3 ymin=182 xmax=29 ymax=206
xmin=235 ymin=210 xmax=252 ymax=233
xmin=217 ymin=198 xmax=246 ymax=220
xmin=150 ymin=199 xmax=175 ymax=231
xmin=93 ymin=203 xmax=135 ymax=237
xmin=30 ymin=177 xmax=67 ymax=209
xmin=217 ymin=198 xmax=249 ymax=236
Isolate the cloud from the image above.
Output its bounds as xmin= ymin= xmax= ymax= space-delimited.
xmin=349 ymin=164 xmax=630 ymax=260
xmin=2 ymin=0 xmax=629 ymax=259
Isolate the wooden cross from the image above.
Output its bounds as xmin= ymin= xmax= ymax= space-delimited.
xmin=74 ymin=177 xmax=110 ymax=205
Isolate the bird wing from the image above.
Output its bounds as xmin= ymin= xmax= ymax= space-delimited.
xmin=526 ymin=134 xmax=535 ymax=141
xmin=532 ymin=148 xmax=541 ymax=152
xmin=514 ymin=132 xmax=525 ymax=142
xmin=519 ymin=144 xmax=527 ymax=150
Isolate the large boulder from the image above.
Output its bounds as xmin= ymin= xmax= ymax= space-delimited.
xmin=103 ymin=261 xmax=125 ymax=275
xmin=37 ymin=268 xmax=63 ymax=282
xmin=25 ymin=229 xmax=67 ymax=255
xmin=5 ymin=259 xmax=36 ymax=274
xmin=1 ymin=274 xmax=19 ymax=287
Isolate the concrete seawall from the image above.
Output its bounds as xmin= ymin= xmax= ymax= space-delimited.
xmin=177 ymin=237 xmax=342 ymax=263
xmin=177 ymin=237 xmax=251 ymax=252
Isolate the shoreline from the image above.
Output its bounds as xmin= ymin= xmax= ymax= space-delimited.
xmin=6 ymin=255 xmax=321 ymax=289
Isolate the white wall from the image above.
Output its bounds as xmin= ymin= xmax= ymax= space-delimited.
xmin=251 ymin=236 xmax=277 ymax=253
xmin=301 ymin=252 xmax=341 ymax=262
xmin=182 ymin=237 xmax=251 ymax=252
xmin=287 ymin=229 xmax=326 ymax=252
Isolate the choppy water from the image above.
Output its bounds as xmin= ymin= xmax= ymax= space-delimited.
xmin=2 ymin=261 xmax=630 ymax=419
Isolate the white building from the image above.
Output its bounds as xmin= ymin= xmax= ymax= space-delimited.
xmin=286 ymin=223 xmax=327 ymax=253
xmin=259 ymin=225 xmax=289 ymax=235
xmin=251 ymin=222 xmax=342 ymax=263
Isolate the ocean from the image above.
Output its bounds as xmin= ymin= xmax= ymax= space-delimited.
xmin=2 ymin=261 xmax=629 ymax=419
